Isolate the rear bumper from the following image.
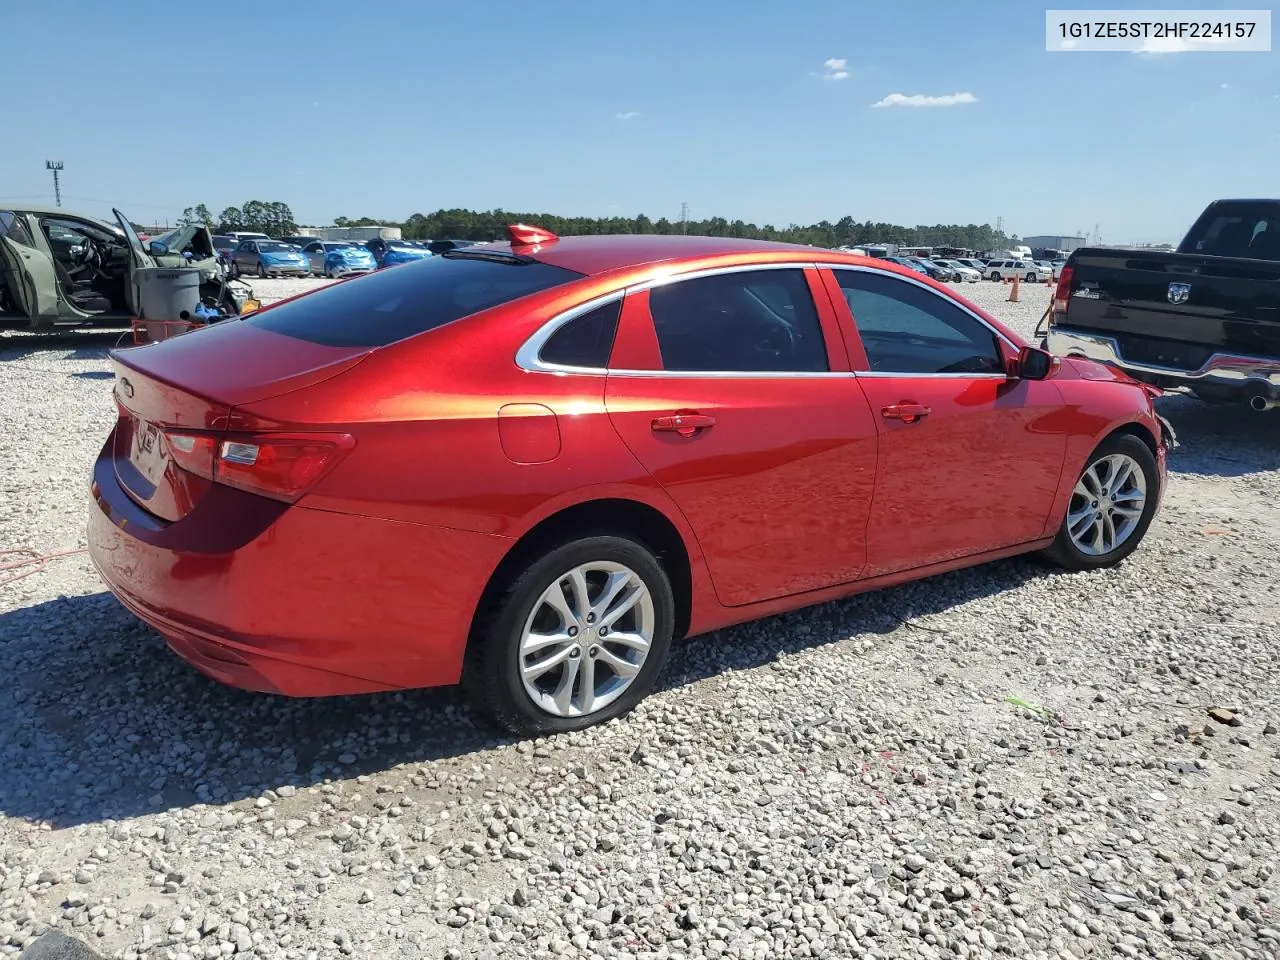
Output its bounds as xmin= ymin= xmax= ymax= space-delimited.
xmin=1048 ymin=327 xmax=1280 ymax=397
xmin=88 ymin=439 xmax=510 ymax=697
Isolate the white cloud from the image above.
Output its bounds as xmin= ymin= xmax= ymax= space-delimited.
xmin=614 ymin=111 xmax=639 ymax=120
xmin=871 ymin=91 xmax=977 ymax=108
xmin=822 ymin=57 xmax=849 ymax=80
xmin=1134 ymin=34 xmax=1237 ymax=56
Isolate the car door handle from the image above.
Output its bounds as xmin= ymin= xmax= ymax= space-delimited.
xmin=652 ymin=414 xmax=716 ymax=437
xmin=881 ymin=403 xmax=931 ymax=423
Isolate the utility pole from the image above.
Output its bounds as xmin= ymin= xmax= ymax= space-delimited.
xmin=45 ymin=160 xmax=64 ymax=207
xmin=680 ymin=202 xmax=688 ymax=235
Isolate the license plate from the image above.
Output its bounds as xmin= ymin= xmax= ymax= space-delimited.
xmin=130 ymin=420 xmax=167 ymax=486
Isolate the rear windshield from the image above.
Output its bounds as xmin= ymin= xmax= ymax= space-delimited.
xmin=243 ymin=254 xmax=585 ymax=347
xmin=1179 ymin=202 xmax=1280 ymax=259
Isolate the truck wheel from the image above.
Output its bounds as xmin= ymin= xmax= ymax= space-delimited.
xmin=464 ymin=535 xmax=676 ymax=735
xmin=1040 ymin=434 xmax=1159 ymax=572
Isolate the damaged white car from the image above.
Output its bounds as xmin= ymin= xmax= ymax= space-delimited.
xmin=0 ymin=205 xmax=251 ymax=330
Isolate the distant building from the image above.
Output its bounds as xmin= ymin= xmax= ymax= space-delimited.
xmin=1023 ymin=235 xmax=1087 ymax=252
xmin=301 ymin=225 xmax=403 ymax=242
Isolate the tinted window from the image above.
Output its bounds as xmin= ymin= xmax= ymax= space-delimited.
xmin=648 ymin=269 xmax=829 ymax=373
xmin=244 ymin=255 xmax=584 ymax=347
xmin=0 ymin=212 xmax=36 ymax=247
xmin=539 ymin=300 xmax=621 ymax=368
xmin=836 ymin=270 xmax=1003 ymax=375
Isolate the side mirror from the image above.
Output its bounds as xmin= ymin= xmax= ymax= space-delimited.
xmin=1018 ymin=345 xmax=1054 ymax=380
xmin=147 ymin=240 xmax=170 ymax=257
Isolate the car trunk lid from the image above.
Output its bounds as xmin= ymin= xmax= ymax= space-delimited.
xmin=109 ymin=320 xmax=372 ymax=522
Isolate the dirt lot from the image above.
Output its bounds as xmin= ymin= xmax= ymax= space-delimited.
xmin=0 ymin=278 xmax=1277 ymax=960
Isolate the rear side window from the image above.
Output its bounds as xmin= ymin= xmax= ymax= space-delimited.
xmin=647 ymin=268 xmax=829 ymax=373
xmin=243 ymin=255 xmax=584 ymax=347
xmin=539 ymin=300 xmax=621 ymax=368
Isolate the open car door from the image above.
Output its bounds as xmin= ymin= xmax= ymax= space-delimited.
xmin=113 ymin=208 xmax=156 ymax=316
xmin=0 ymin=212 xmax=60 ymax=327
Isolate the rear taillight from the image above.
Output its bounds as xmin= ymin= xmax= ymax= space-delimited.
xmin=164 ymin=430 xmax=354 ymax=503
xmin=1052 ymin=265 xmax=1074 ymax=315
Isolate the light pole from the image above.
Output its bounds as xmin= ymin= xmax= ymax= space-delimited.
xmin=45 ymin=161 xmax=64 ymax=207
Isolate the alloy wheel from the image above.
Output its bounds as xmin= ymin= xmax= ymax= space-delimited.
xmin=518 ymin=561 xmax=655 ymax=718
xmin=1066 ymin=453 xmax=1148 ymax=556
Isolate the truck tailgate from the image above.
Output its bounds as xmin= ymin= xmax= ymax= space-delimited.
xmin=1061 ymin=248 xmax=1280 ymax=364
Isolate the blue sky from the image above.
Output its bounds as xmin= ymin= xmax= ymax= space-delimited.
xmin=1 ymin=0 xmax=1275 ymax=242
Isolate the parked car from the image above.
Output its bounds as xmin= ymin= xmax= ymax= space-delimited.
xmin=229 ymin=239 xmax=310 ymax=278
xmin=278 ymin=235 xmax=317 ymax=249
xmin=1051 ymin=260 xmax=1067 ymax=280
xmin=299 ymin=239 xmax=378 ymax=278
xmin=366 ymin=237 xmax=435 ymax=268
xmin=909 ymin=258 xmax=954 ymax=282
xmin=884 ymin=255 xmax=930 ymax=276
xmin=956 ymin=258 xmax=990 ymax=275
xmin=89 ymin=225 xmax=1174 ymax=734
xmin=0 ymin=205 xmax=243 ymax=329
xmin=211 ymin=235 xmax=238 ymax=264
xmin=1044 ymin=198 xmax=1280 ymax=410
xmin=932 ymin=259 xmax=980 ymax=282
xmin=986 ymin=259 xmax=1044 ymax=282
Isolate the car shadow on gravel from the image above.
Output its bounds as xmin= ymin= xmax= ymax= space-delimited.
xmin=1157 ymin=394 xmax=1280 ymax=478
xmin=0 ymin=556 xmax=1046 ymax=828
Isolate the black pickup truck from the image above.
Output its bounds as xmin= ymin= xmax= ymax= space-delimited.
xmin=1043 ymin=199 xmax=1280 ymax=410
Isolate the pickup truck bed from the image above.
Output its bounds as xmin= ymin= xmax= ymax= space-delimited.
xmin=1044 ymin=199 xmax=1280 ymax=408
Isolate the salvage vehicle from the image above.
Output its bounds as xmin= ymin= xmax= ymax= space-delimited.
xmin=0 ymin=205 xmax=244 ymax=329
xmin=1044 ymin=199 xmax=1280 ymax=410
xmin=299 ymin=239 xmax=378 ymax=278
xmin=366 ymin=237 xmax=434 ymax=268
xmin=89 ymin=226 xmax=1173 ymax=734
xmin=228 ymin=239 xmax=310 ymax=278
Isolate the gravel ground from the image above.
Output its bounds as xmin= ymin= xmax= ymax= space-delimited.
xmin=1 ymin=277 xmax=1277 ymax=960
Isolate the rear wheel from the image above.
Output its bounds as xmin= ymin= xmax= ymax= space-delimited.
xmin=989 ymin=271 xmax=1000 ymax=281
xmin=1041 ymin=434 xmax=1159 ymax=571
xmin=465 ymin=535 xmax=675 ymax=735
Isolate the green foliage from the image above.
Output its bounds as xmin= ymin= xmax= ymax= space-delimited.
xmin=183 ymin=202 xmax=1012 ymax=250
xmin=204 ymin=202 xmax=298 ymax=236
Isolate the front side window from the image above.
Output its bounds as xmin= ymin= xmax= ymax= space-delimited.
xmin=647 ymin=269 xmax=830 ymax=373
xmin=0 ymin=212 xmax=36 ymax=247
xmin=835 ymin=269 xmax=1003 ymax=375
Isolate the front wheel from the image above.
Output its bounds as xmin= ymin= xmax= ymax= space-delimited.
xmin=464 ymin=535 xmax=675 ymax=735
xmin=1040 ymin=434 xmax=1159 ymax=571
xmin=989 ymin=271 xmax=1000 ymax=281
xmin=1026 ymin=273 xmax=1038 ymax=283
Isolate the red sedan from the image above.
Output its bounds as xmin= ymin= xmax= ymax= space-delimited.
xmin=88 ymin=225 xmax=1173 ymax=733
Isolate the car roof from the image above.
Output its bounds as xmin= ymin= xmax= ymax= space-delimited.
xmin=489 ymin=234 xmax=836 ymax=276
xmin=0 ymin=204 xmax=121 ymax=229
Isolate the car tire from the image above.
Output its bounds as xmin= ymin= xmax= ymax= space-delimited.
xmin=1027 ymin=273 xmax=1038 ymax=283
xmin=1040 ymin=433 xmax=1160 ymax=572
xmin=230 ymin=262 xmax=240 ymax=278
xmin=464 ymin=535 xmax=676 ymax=735
xmin=989 ymin=271 xmax=1000 ymax=281
xmin=257 ymin=263 xmax=269 ymax=279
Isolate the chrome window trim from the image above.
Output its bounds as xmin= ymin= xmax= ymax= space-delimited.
xmin=516 ymin=261 xmax=831 ymax=377
xmin=514 ymin=259 xmax=1019 ymax=380
xmin=514 ymin=289 xmax=625 ymax=375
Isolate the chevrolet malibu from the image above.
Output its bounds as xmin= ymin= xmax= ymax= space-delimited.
xmin=89 ymin=225 xmax=1174 ymax=734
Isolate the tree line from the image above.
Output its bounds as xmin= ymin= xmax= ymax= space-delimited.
xmin=181 ymin=202 xmax=1016 ymax=250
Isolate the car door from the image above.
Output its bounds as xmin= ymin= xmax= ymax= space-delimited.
xmin=603 ymin=264 xmax=879 ymax=608
xmin=112 ymin=209 xmax=157 ymax=316
xmin=304 ymin=241 xmax=325 ymax=273
xmin=826 ymin=265 xmax=1068 ymax=577
xmin=0 ymin=211 xmax=60 ymax=324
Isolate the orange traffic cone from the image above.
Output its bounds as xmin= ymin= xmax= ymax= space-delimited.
xmin=1008 ymin=274 xmax=1021 ymax=302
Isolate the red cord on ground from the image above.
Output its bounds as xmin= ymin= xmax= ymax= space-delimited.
xmin=0 ymin=548 xmax=89 ymax=587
